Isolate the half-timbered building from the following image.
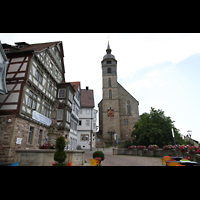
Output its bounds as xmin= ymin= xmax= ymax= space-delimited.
xmin=0 ymin=41 xmax=9 ymax=95
xmin=0 ymin=41 xmax=71 ymax=164
xmin=68 ymin=82 xmax=81 ymax=150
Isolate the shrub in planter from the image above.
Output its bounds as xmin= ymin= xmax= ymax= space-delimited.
xmin=54 ymin=136 xmax=67 ymax=166
xmin=93 ymin=151 xmax=105 ymax=161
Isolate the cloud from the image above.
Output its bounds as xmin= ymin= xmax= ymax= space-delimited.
xmin=145 ymin=69 xmax=160 ymax=77
xmin=122 ymin=77 xmax=157 ymax=94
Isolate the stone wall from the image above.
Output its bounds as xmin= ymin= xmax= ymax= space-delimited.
xmin=117 ymin=83 xmax=139 ymax=139
xmin=113 ymin=148 xmax=200 ymax=163
xmin=0 ymin=115 xmax=69 ymax=164
xmin=0 ymin=116 xmax=50 ymax=163
xmin=14 ymin=149 xmax=85 ymax=166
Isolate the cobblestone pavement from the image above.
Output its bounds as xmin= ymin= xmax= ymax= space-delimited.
xmin=84 ymin=147 xmax=162 ymax=166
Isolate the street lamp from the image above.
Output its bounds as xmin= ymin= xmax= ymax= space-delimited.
xmin=187 ymin=130 xmax=192 ymax=138
xmin=172 ymin=128 xmax=176 ymax=145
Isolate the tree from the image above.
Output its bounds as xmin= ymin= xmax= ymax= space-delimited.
xmin=54 ymin=136 xmax=67 ymax=166
xmin=131 ymin=107 xmax=184 ymax=147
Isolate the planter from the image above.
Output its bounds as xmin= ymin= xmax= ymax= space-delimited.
xmin=155 ymin=149 xmax=163 ymax=157
xmin=132 ymin=149 xmax=138 ymax=156
xmin=143 ymin=149 xmax=148 ymax=156
xmin=137 ymin=150 xmax=143 ymax=156
xmin=180 ymin=150 xmax=187 ymax=153
xmin=148 ymin=150 xmax=154 ymax=157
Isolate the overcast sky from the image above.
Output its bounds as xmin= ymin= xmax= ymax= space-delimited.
xmin=1 ymin=33 xmax=200 ymax=142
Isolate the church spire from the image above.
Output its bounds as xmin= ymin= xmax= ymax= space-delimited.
xmin=106 ymin=41 xmax=111 ymax=54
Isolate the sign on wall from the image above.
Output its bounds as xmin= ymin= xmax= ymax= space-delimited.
xmin=32 ymin=111 xmax=52 ymax=126
xmin=16 ymin=138 xmax=22 ymax=144
xmin=107 ymin=109 xmax=114 ymax=117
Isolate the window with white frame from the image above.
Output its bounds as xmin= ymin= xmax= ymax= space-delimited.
xmin=43 ymin=103 xmax=50 ymax=118
xmin=86 ymin=120 xmax=90 ymax=126
xmin=124 ymin=119 xmax=128 ymax=125
xmin=80 ymin=134 xmax=89 ymax=141
xmin=28 ymin=126 xmax=34 ymax=144
xmin=93 ymin=111 xmax=96 ymax=118
xmin=38 ymin=129 xmax=43 ymax=145
xmin=28 ymin=91 xmax=37 ymax=110
xmin=48 ymin=81 xmax=52 ymax=93
xmin=69 ymin=90 xmax=73 ymax=102
xmin=86 ymin=109 xmax=90 ymax=114
xmin=35 ymin=68 xmax=43 ymax=84
xmin=66 ymin=110 xmax=71 ymax=123
xmin=57 ymin=109 xmax=63 ymax=120
xmin=58 ymin=89 xmax=65 ymax=98
xmin=93 ymin=123 xmax=96 ymax=130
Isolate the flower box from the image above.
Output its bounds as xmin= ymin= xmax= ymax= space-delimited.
xmin=39 ymin=143 xmax=56 ymax=149
xmin=136 ymin=145 xmax=146 ymax=150
xmin=163 ymin=145 xmax=174 ymax=151
xmin=148 ymin=144 xmax=159 ymax=150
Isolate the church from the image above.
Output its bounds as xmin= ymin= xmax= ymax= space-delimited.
xmin=98 ymin=42 xmax=139 ymax=145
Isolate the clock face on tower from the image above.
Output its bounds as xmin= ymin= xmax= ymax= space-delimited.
xmin=107 ymin=109 xmax=114 ymax=117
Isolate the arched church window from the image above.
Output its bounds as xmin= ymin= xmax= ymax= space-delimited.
xmin=109 ymin=89 xmax=112 ymax=99
xmin=107 ymin=68 xmax=111 ymax=73
xmin=127 ymin=101 xmax=131 ymax=114
xmin=108 ymin=78 xmax=111 ymax=87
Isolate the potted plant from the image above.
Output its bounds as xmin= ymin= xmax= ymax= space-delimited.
xmin=163 ymin=145 xmax=174 ymax=150
xmin=173 ymin=144 xmax=181 ymax=151
xmin=179 ymin=145 xmax=188 ymax=153
xmin=93 ymin=151 xmax=105 ymax=162
xmin=188 ymin=146 xmax=198 ymax=154
xmin=195 ymin=147 xmax=200 ymax=154
xmin=128 ymin=145 xmax=136 ymax=149
xmin=148 ymin=144 xmax=159 ymax=150
xmin=136 ymin=145 xmax=146 ymax=150
xmin=53 ymin=136 xmax=67 ymax=166
xmin=39 ymin=143 xmax=56 ymax=149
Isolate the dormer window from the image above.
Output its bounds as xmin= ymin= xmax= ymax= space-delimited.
xmin=4 ymin=49 xmax=10 ymax=53
xmin=107 ymin=60 xmax=111 ymax=64
xmin=18 ymin=45 xmax=24 ymax=49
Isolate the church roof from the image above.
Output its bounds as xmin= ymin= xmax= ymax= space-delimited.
xmin=81 ymin=88 xmax=94 ymax=108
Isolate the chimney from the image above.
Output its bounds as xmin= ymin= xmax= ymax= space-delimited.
xmin=86 ymin=86 xmax=89 ymax=90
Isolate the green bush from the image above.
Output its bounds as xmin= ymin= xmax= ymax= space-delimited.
xmin=54 ymin=151 xmax=67 ymax=164
xmin=56 ymin=136 xmax=66 ymax=151
xmin=54 ymin=136 xmax=67 ymax=166
xmin=93 ymin=151 xmax=105 ymax=161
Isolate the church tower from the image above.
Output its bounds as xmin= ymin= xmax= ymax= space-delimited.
xmin=98 ymin=41 xmax=139 ymax=145
xmin=99 ymin=41 xmax=121 ymax=144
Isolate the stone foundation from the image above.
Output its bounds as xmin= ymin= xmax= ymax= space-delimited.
xmin=14 ymin=149 xmax=85 ymax=166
